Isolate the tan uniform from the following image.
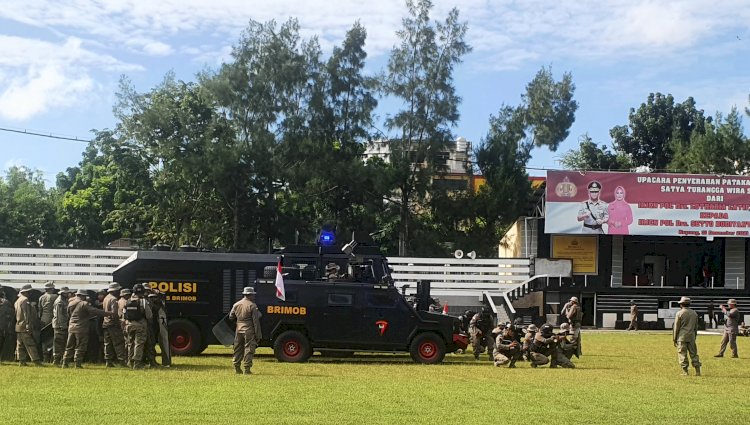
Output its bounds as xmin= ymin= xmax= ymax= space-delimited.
xmin=627 ymin=304 xmax=639 ymax=331
xmin=493 ymin=329 xmax=521 ymax=367
xmin=64 ymin=297 xmax=107 ymax=366
xmin=117 ymin=296 xmax=131 ymax=358
xmin=718 ymin=307 xmax=740 ymax=357
xmin=566 ymin=303 xmax=582 ymax=356
xmin=125 ymin=295 xmax=152 ymax=367
xmin=14 ymin=294 xmax=41 ymax=363
xmin=102 ymin=293 xmax=126 ymax=364
xmin=673 ymin=307 xmax=701 ymax=371
xmin=229 ymin=298 xmax=262 ymax=372
xmin=51 ymin=295 xmax=69 ymax=365
xmin=38 ymin=292 xmax=58 ymax=362
xmin=528 ymin=332 xmax=553 ymax=367
xmin=578 ymin=199 xmax=608 ymax=233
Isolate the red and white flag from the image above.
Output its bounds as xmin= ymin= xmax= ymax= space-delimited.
xmin=275 ymin=256 xmax=286 ymax=301
xmin=442 ymin=303 xmax=449 ymax=315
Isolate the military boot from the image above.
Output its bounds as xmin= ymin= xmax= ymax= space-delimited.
xmin=695 ymin=367 xmax=701 ymax=376
xmin=234 ymin=365 xmax=242 ymax=374
xmin=61 ymin=360 xmax=70 ymax=368
xmin=133 ymin=361 xmax=145 ymax=370
xmin=33 ymin=360 xmax=44 ymax=367
xmin=105 ymin=361 xmax=116 ymax=368
xmin=19 ymin=361 xmax=29 ymax=367
xmin=681 ymin=367 xmax=689 ymax=376
xmin=74 ymin=361 xmax=83 ymax=369
xmin=243 ymin=369 xmax=252 ymax=375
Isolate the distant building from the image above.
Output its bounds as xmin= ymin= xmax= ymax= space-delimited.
xmin=363 ymin=137 xmax=485 ymax=192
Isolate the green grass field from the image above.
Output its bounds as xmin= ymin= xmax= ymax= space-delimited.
xmin=1 ymin=331 xmax=747 ymax=425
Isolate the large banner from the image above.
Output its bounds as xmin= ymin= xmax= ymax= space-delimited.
xmin=545 ymin=170 xmax=750 ymax=237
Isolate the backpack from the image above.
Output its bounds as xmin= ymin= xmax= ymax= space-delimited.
xmin=123 ymin=298 xmax=144 ymax=321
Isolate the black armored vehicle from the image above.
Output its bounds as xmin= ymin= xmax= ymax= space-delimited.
xmin=112 ymin=241 xmax=468 ymax=363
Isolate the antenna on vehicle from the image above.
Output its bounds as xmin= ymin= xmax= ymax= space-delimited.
xmin=342 ymin=233 xmax=359 ymax=257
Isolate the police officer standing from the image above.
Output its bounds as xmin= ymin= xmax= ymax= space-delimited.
xmin=51 ymin=287 xmax=72 ymax=366
xmin=15 ymin=284 xmax=42 ymax=366
xmin=63 ymin=289 xmax=112 ymax=368
xmin=627 ymin=300 xmax=639 ymax=331
xmin=673 ymin=296 xmax=701 ymax=376
xmin=577 ymin=181 xmax=608 ymax=234
xmin=124 ymin=284 xmax=152 ymax=369
xmin=102 ymin=283 xmax=127 ymax=367
xmin=37 ymin=282 xmax=58 ymax=363
xmin=0 ymin=285 xmax=13 ymax=363
xmin=118 ymin=289 xmax=132 ymax=361
xmin=229 ymin=287 xmax=262 ymax=375
xmin=566 ymin=296 xmax=583 ymax=356
xmin=715 ymin=299 xmax=740 ymax=358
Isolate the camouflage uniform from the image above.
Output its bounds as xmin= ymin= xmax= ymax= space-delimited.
xmin=15 ymin=287 xmax=42 ymax=365
xmin=469 ymin=311 xmax=495 ymax=361
xmin=102 ymin=283 xmax=127 ymax=367
xmin=0 ymin=287 xmax=13 ymax=362
xmin=566 ymin=297 xmax=583 ymax=357
xmin=673 ymin=297 xmax=701 ymax=376
xmin=125 ymin=287 xmax=152 ymax=369
xmin=627 ymin=302 xmax=639 ymax=331
xmin=51 ymin=288 xmax=71 ymax=366
xmin=716 ymin=300 xmax=740 ymax=358
xmin=117 ymin=290 xmax=132 ymax=363
xmin=230 ymin=287 xmax=262 ymax=374
xmin=493 ymin=325 xmax=522 ymax=367
xmin=37 ymin=284 xmax=58 ymax=362
xmin=64 ymin=290 xmax=109 ymax=368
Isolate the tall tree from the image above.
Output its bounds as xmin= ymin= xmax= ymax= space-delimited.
xmin=384 ymin=0 xmax=471 ymax=255
xmin=472 ymin=68 xmax=578 ymax=255
xmin=610 ymin=93 xmax=709 ymax=170
xmin=561 ymin=134 xmax=631 ymax=170
xmin=670 ymin=108 xmax=748 ymax=174
xmin=0 ymin=167 xmax=58 ymax=247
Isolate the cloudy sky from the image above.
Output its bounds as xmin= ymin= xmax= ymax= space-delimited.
xmin=1 ymin=0 xmax=748 ymax=182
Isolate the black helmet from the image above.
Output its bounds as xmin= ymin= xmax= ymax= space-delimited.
xmin=540 ymin=324 xmax=554 ymax=337
xmin=133 ymin=284 xmax=144 ymax=293
xmin=481 ymin=306 xmax=490 ymax=314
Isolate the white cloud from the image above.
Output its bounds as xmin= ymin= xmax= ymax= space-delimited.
xmin=0 ymin=0 xmax=748 ymax=121
xmin=0 ymin=35 xmax=140 ymax=121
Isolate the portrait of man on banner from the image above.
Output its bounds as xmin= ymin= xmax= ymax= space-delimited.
xmin=577 ymin=181 xmax=608 ymax=234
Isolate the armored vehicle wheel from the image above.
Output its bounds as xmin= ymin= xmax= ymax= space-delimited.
xmin=168 ymin=319 xmax=203 ymax=356
xmin=274 ymin=330 xmax=312 ymax=362
xmin=409 ymin=333 xmax=446 ymax=364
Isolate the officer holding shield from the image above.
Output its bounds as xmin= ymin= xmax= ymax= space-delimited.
xmin=577 ymin=181 xmax=608 ymax=234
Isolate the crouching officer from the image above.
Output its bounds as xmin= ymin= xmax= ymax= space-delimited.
xmin=494 ymin=322 xmax=523 ymax=368
xmin=557 ymin=323 xmax=578 ymax=360
xmin=229 ymin=286 xmax=262 ymax=375
xmin=124 ymin=284 xmax=152 ymax=369
xmin=63 ymin=289 xmax=113 ymax=368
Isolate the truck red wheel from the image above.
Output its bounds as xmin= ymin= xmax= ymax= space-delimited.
xmin=409 ymin=333 xmax=446 ymax=364
xmin=168 ymin=319 xmax=203 ymax=356
xmin=274 ymin=330 xmax=312 ymax=363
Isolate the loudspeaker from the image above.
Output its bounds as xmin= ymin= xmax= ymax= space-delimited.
xmin=467 ymin=251 xmax=476 ymax=260
xmin=454 ymin=250 xmax=464 ymax=259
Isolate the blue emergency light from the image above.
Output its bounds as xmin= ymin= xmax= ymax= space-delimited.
xmin=318 ymin=230 xmax=336 ymax=246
